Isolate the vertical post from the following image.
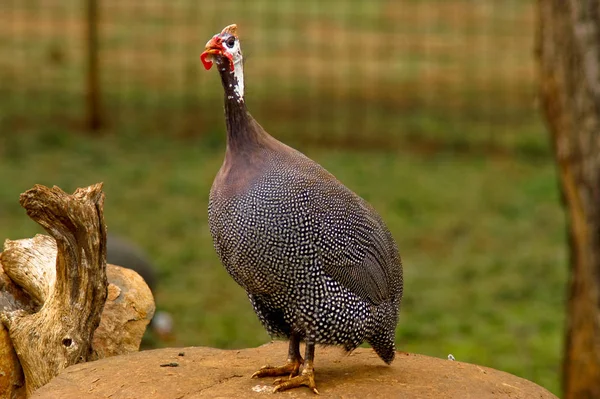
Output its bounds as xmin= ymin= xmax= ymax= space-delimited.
xmin=537 ymin=0 xmax=600 ymax=398
xmin=86 ymin=0 xmax=102 ymax=131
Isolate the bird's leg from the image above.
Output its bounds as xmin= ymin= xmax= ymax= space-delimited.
xmin=273 ymin=340 xmax=319 ymax=394
xmin=251 ymin=334 xmax=303 ymax=379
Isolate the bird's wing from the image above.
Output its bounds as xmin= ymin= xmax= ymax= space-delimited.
xmin=318 ymin=186 xmax=399 ymax=305
xmin=281 ymin=149 xmax=401 ymax=306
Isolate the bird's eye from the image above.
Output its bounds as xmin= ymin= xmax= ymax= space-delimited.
xmin=226 ymin=37 xmax=236 ymax=49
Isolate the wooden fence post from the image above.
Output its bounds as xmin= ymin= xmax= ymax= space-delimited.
xmin=86 ymin=0 xmax=102 ymax=131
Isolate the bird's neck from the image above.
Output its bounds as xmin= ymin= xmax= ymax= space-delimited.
xmin=218 ymin=59 xmax=263 ymax=152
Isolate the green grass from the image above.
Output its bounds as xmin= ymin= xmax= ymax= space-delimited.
xmin=0 ymin=126 xmax=565 ymax=395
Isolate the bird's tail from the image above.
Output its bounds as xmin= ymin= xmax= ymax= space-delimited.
xmin=367 ymin=301 xmax=399 ymax=364
xmin=367 ymin=326 xmax=396 ymax=364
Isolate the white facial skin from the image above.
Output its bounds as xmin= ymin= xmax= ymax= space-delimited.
xmin=216 ymin=34 xmax=245 ymax=99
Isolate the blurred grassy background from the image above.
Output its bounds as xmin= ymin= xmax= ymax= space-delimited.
xmin=0 ymin=0 xmax=565 ymax=396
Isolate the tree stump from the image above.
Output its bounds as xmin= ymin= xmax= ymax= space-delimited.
xmin=0 ymin=184 xmax=155 ymax=397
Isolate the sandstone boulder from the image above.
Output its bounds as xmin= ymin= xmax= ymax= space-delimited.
xmin=33 ymin=341 xmax=557 ymax=399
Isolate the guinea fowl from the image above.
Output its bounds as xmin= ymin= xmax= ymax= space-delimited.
xmin=201 ymin=24 xmax=403 ymax=394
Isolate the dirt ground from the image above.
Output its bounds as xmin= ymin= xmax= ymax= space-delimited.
xmin=33 ymin=341 xmax=557 ymax=398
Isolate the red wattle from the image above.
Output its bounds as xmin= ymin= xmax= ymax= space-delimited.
xmin=200 ymin=52 xmax=213 ymax=70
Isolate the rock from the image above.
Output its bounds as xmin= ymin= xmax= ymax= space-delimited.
xmin=92 ymin=264 xmax=155 ymax=358
xmin=0 ymin=324 xmax=25 ymax=399
xmin=32 ymin=341 xmax=557 ymax=398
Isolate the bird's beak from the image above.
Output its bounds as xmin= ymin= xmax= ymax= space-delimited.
xmin=200 ymin=36 xmax=222 ymax=70
xmin=201 ymin=35 xmax=234 ymax=71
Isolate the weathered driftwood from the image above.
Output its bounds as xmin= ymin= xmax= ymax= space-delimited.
xmin=2 ymin=234 xmax=155 ymax=356
xmin=0 ymin=242 xmax=156 ymax=398
xmin=2 ymin=235 xmax=57 ymax=305
xmin=0 ymin=184 xmax=108 ymax=396
xmin=0 ymin=184 xmax=155 ymax=398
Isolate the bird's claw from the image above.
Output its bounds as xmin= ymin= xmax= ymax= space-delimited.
xmin=272 ymin=369 xmax=319 ymax=394
xmin=251 ymin=360 xmax=302 ymax=379
xmin=251 ymin=365 xmax=271 ymax=378
xmin=273 ymin=371 xmax=299 ymax=385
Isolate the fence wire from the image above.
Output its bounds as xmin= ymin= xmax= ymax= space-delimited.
xmin=0 ymin=0 xmax=537 ymax=151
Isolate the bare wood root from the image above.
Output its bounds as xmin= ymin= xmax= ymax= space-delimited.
xmin=0 ymin=184 xmax=108 ymax=396
xmin=2 ymin=235 xmax=57 ymax=305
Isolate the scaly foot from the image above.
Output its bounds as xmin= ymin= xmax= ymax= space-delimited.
xmin=251 ymin=357 xmax=303 ymax=379
xmin=273 ymin=367 xmax=319 ymax=394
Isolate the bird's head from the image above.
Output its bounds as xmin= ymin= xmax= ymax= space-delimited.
xmin=200 ymin=24 xmax=242 ymax=72
xmin=201 ymin=24 xmax=245 ymax=100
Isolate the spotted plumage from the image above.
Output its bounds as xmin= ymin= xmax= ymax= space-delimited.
xmin=202 ymin=24 xmax=403 ymax=393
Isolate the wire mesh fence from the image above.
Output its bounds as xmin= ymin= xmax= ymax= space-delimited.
xmin=0 ymin=0 xmax=538 ymax=151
